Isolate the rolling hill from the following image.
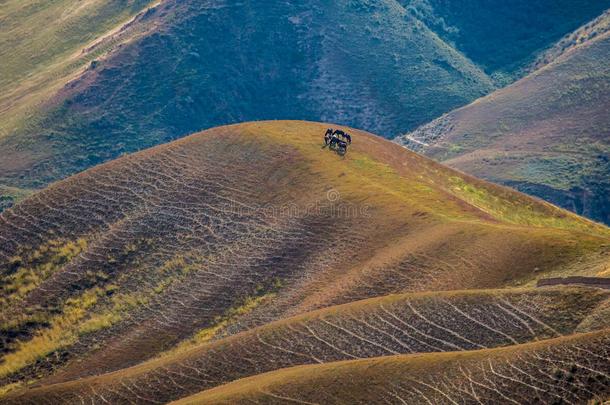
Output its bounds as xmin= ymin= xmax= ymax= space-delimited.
xmin=4 ymin=287 xmax=610 ymax=404
xmin=2 ymin=0 xmax=609 ymax=199
xmin=1 ymin=121 xmax=609 ymax=402
xmin=172 ymin=329 xmax=610 ymax=405
xmin=397 ymin=11 xmax=610 ymax=226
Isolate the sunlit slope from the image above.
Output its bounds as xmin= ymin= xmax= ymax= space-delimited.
xmin=398 ymin=23 xmax=610 ymax=225
xmin=173 ymin=329 xmax=610 ymax=405
xmin=4 ymin=287 xmax=607 ymax=404
xmin=0 ymin=121 xmax=608 ymax=392
xmin=0 ymin=0 xmax=156 ymax=140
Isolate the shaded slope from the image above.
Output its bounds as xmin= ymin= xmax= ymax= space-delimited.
xmin=0 ymin=0 xmax=161 ymax=211
xmin=0 ymin=121 xmax=608 ymax=395
xmin=529 ymin=9 xmax=610 ymax=72
xmin=4 ymin=287 xmax=607 ymax=404
xmin=576 ymin=296 xmax=610 ymax=333
xmin=403 ymin=0 xmax=610 ymax=78
xmin=397 ymin=25 xmax=610 ymax=225
xmin=174 ymin=329 xmax=610 ymax=404
xmin=4 ymin=2 xmax=609 ymax=195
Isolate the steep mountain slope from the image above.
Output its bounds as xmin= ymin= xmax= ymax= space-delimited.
xmin=4 ymin=287 xmax=608 ymax=404
xmin=173 ymin=329 xmax=610 ymax=404
xmin=397 ymin=19 xmax=610 ymax=225
xmin=529 ymin=9 xmax=610 ymax=72
xmin=403 ymin=0 xmax=610 ymax=80
xmin=0 ymin=0 xmax=160 ymax=212
xmin=1 ymin=121 xmax=609 ymax=400
xmin=3 ymin=1 xmax=610 ymax=196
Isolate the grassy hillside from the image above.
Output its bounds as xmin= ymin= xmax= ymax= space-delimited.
xmin=2 ymin=3 xmax=609 ymax=402
xmin=529 ymin=9 xmax=610 ymax=72
xmin=0 ymin=0 xmax=497 ymax=191
xmin=0 ymin=186 xmax=33 ymax=212
xmin=0 ymin=121 xmax=608 ymax=400
xmin=397 ymin=24 xmax=610 ymax=225
xmin=173 ymin=329 xmax=610 ymax=404
xmin=4 ymin=287 xmax=608 ymax=403
xmin=0 ymin=0 xmax=157 ymax=140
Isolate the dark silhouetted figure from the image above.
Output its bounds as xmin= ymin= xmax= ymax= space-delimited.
xmin=324 ymin=128 xmax=334 ymax=145
xmin=324 ymin=129 xmax=351 ymax=155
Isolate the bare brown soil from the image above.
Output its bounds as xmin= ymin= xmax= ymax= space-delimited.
xmin=538 ymin=277 xmax=610 ymax=289
xmin=173 ymin=329 xmax=610 ymax=405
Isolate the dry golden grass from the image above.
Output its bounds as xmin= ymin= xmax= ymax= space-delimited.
xmin=3 ymin=286 xmax=608 ymax=403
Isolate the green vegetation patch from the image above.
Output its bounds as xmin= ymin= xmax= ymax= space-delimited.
xmin=511 ymin=153 xmax=607 ymax=191
xmin=0 ymin=252 xmax=202 ymax=383
xmin=448 ymin=175 xmax=607 ymax=235
xmin=0 ymin=0 xmax=155 ymax=138
xmin=0 ymin=286 xmax=106 ymax=380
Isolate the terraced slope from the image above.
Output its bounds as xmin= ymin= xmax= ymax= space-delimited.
xmin=397 ymin=19 xmax=610 ymax=225
xmin=1 ymin=121 xmax=609 ymax=400
xmin=174 ymin=329 xmax=610 ymax=404
xmin=4 ymin=287 xmax=608 ymax=404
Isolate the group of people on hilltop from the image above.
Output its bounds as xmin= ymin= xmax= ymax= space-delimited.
xmin=324 ymin=128 xmax=352 ymax=155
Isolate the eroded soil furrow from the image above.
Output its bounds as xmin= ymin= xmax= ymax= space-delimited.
xmin=172 ymin=329 xmax=610 ymax=405
xmin=4 ymin=288 xmax=607 ymax=404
